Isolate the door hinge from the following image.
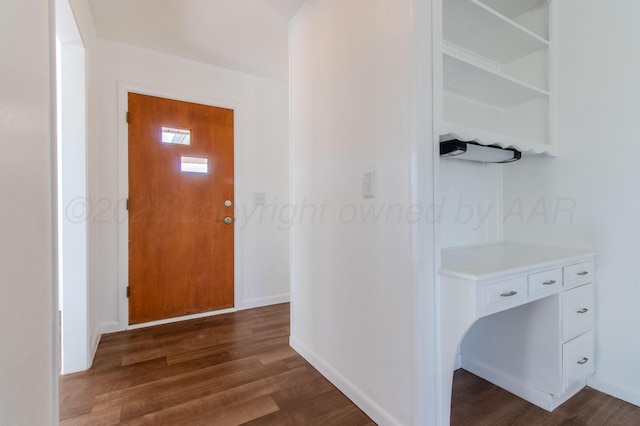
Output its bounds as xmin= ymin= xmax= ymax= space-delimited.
xmin=126 ymin=286 xmax=130 ymax=298
xmin=126 ymin=111 xmax=130 ymax=123
xmin=126 ymin=198 xmax=129 ymax=210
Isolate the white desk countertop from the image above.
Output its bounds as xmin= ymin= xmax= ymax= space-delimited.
xmin=440 ymin=242 xmax=596 ymax=281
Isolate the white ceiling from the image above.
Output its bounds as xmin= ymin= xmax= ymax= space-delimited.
xmin=88 ymin=0 xmax=307 ymax=81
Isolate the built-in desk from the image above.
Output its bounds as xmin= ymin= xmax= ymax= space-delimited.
xmin=437 ymin=243 xmax=596 ymax=425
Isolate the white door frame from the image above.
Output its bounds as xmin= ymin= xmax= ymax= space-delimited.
xmin=117 ymin=82 xmax=244 ymax=330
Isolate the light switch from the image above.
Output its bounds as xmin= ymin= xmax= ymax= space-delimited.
xmin=363 ymin=171 xmax=375 ymax=198
xmin=253 ymin=192 xmax=266 ymax=205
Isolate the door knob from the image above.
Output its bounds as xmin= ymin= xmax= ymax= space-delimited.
xmin=224 ymin=216 xmax=233 ymax=225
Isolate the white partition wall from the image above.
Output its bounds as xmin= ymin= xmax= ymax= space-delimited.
xmin=289 ymin=1 xmax=437 ymax=424
xmin=57 ymin=0 xmax=90 ymax=374
xmin=0 ymin=0 xmax=56 ymax=424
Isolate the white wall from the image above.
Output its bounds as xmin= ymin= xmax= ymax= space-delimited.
xmin=63 ymin=0 xmax=103 ymax=370
xmin=0 ymin=0 xmax=56 ymax=424
xmin=503 ymin=0 xmax=640 ymax=407
xmin=57 ymin=0 xmax=91 ymax=374
xmin=59 ymin=42 xmax=90 ymax=373
xmin=92 ymin=38 xmax=290 ymax=332
xmin=439 ymin=160 xmax=503 ymax=248
xmin=290 ymin=1 xmax=436 ymax=424
xmin=59 ymin=0 xmax=104 ymax=371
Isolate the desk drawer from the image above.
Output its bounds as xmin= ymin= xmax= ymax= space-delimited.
xmin=564 ymin=260 xmax=594 ymax=289
xmin=563 ymin=283 xmax=594 ymax=342
xmin=529 ymin=268 xmax=562 ymax=300
xmin=481 ymin=276 xmax=528 ymax=316
xmin=563 ymin=330 xmax=594 ymax=391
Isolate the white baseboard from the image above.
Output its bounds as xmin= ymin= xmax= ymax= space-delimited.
xmin=88 ymin=321 xmax=120 ymax=368
xmin=461 ymin=355 xmax=585 ymax=411
xmin=89 ymin=330 xmax=100 ymax=367
xmin=289 ymin=336 xmax=403 ymax=426
xmin=126 ymin=309 xmax=236 ymax=330
xmin=98 ymin=321 xmax=120 ymax=335
xmin=588 ymin=375 xmax=640 ymax=408
xmin=118 ymin=296 xmax=288 ymax=332
xmin=240 ymin=293 xmax=290 ymax=310
xmin=454 ymin=350 xmax=462 ymax=370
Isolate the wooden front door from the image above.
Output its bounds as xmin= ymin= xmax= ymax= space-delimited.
xmin=128 ymin=93 xmax=234 ymax=325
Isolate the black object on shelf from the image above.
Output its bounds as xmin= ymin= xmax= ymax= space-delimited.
xmin=440 ymin=139 xmax=521 ymax=163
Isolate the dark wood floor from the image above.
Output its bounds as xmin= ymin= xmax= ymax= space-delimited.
xmin=60 ymin=303 xmax=640 ymax=425
xmin=59 ymin=303 xmax=374 ymax=425
xmin=451 ymin=369 xmax=640 ymax=426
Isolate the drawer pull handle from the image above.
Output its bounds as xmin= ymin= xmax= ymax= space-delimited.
xmin=577 ymin=357 xmax=589 ymax=365
xmin=577 ymin=308 xmax=589 ymax=314
xmin=577 ymin=271 xmax=589 ymax=276
xmin=542 ymin=280 xmax=556 ymax=285
xmin=500 ymin=291 xmax=518 ymax=297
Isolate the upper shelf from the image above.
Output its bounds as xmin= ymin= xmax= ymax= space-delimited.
xmin=479 ymin=0 xmax=547 ymax=21
xmin=443 ymin=48 xmax=548 ymax=108
xmin=443 ymin=0 xmax=549 ymax=64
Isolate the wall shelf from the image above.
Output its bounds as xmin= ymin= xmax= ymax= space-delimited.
xmin=479 ymin=0 xmax=547 ymax=23
xmin=444 ymin=50 xmax=548 ymax=108
xmin=438 ymin=0 xmax=556 ymax=154
xmin=444 ymin=0 xmax=549 ymax=65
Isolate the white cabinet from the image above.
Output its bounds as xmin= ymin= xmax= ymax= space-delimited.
xmin=436 ymin=0 xmax=557 ymax=155
xmin=563 ymin=283 xmax=595 ymax=341
xmin=480 ymin=276 xmax=528 ymax=315
xmin=438 ymin=243 xmax=596 ymax=422
xmin=563 ymin=330 xmax=595 ymax=391
xmin=528 ymin=267 xmax=562 ymax=299
xmin=564 ymin=260 xmax=595 ymax=289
